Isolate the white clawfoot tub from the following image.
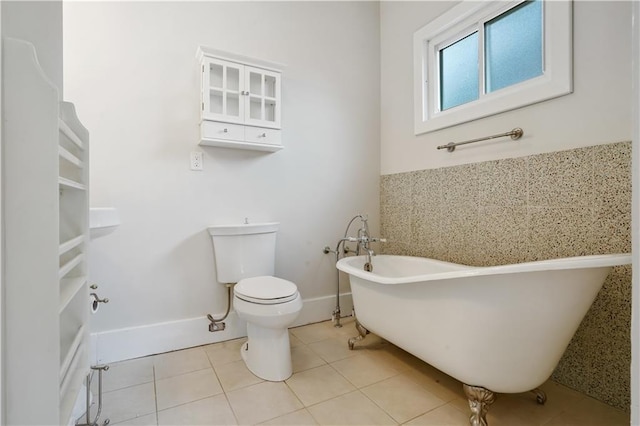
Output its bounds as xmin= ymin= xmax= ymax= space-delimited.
xmin=336 ymin=254 xmax=631 ymax=425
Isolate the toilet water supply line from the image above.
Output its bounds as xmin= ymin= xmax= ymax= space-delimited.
xmin=207 ymin=283 xmax=233 ymax=332
xmin=207 ymin=217 xmax=249 ymax=332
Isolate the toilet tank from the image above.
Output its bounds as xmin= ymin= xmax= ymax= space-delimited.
xmin=208 ymin=222 xmax=278 ymax=284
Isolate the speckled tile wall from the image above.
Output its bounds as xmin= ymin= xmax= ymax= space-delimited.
xmin=379 ymin=141 xmax=632 ymax=411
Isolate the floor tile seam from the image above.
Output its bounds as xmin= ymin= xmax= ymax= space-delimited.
xmin=327 ymin=357 xmax=404 ymax=390
xmin=109 ymin=377 xmax=158 ymax=425
xmin=155 ymin=392 xmax=237 ymax=420
xmin=393 ymin=396 xmax=453 ymax=425
xmin=287 ymin=380 xmax=357 ymax=409
xmin=205 ymin=345 xmax=246 ymax=368
xmin=313 ymin=333 xmax=356 ymax=345
xmin=290 ymin=329 xmax=338 ymax=345
xmin=282 ymin=376 xmax=308 ymax=411
xmin=154 ymin=365 xmax=218 ymax=383
xmin=156 ymin=382 xmax=228 ymax=411
xmin=304 ymin=360 xmax=350 ymax=380
xmin=205 ymin=351 xmax=239 ymax=390
xmin=152 ymin=364 xmax=159 ymax=425
xmin=290 ymin=362 xmax=340 ymax=379
xmin=250 ymin=405 xmax=307 ymax=426
xmin=291 ymin=348 xmax=329 ymax=373
xmin=228 ymin=380 xmax=307 ymax=425
xmin=210 ymin=357 xmax=245 ymax=369
xmin=301 ymin=388 xmax=365 ymax=412
xmin=109 ymin=404 xmax=157 ymax=425
xmin=204 ymin=344 xmax=218 ymax=372
xmin=301 ymin=404 xmax=324 ymax=426
xmin=395 ymin=370 xmax=461 ymax=404
xmin=102 ymin=377 xmax=156 ymax=395
xmin=217 ymin=386 xmax=242 ymax=426
xmin=358 ymin=380 xmax=451 ymax=425
xmin=309 ymin=349 xmax=362 ymax=365
xmin=294 ymin=337 xmax=334 ymax=345
xmin=219 ymin=377 xmax=266 ymax=394
xmin=314 ymin=388 xmax=401 ymax=424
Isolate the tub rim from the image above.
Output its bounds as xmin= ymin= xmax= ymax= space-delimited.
xmin=336 ymin=253 xmax=632 ymax=285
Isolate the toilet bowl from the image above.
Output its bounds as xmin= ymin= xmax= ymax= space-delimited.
xmin=234 ymin=276 xmax=302 ymax=381
xmin=208 ymin=222 xmax=302 ymax=382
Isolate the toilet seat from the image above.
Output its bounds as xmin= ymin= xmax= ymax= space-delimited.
xmin=235 ymin=276 xmax=299 ymax=305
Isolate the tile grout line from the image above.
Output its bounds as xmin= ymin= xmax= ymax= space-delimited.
xmin=205 ymin=345 xmax=241 ymax=425
xmin=152 ymin=365 xmax=159 ymax=426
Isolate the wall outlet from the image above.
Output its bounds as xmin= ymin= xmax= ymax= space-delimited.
xmin=190 ymin=151 xmax=203 ymax=171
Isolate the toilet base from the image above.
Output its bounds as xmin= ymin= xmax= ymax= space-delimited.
xmin=240 ymin=324 xmax=293 ymax=381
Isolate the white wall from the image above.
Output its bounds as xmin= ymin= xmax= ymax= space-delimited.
xmin=64 ymin=1 xmax=380 ymax=358
xmin=381 ymin=1 xmax=632 ymax=174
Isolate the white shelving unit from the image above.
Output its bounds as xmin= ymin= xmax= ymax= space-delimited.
xmin=58 ymin=101 xmax=91 ymax=425
xmin=197 ymin=46 xmax=284 ymax=152
xmin=3 ymin=38 xmax=91 ymax=426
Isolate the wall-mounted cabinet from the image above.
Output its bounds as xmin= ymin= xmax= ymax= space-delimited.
xmin=198 ymin=47 xmax=284 ymax=152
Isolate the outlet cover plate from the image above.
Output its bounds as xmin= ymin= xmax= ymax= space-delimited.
xmin=190 ymin=151 xmax=203 ymax=171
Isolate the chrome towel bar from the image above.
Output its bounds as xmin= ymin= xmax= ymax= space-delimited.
xmin=437 ymin=128 xmax=523 ymax=152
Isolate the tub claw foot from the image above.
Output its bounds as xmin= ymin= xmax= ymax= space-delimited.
xmin=530 ymin=388 xmax=547 ymax=405
xmin=348 ymin=319 xmax=369 ymax=350
xmin=463 ymin=384 xmax=496 ymax=426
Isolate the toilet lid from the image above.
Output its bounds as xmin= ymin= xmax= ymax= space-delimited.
xmin=235 ymin=276 xmax=299 ymax=305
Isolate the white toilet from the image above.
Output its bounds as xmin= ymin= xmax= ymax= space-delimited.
xmin=208 ymin=222 xmax=302 ymax=381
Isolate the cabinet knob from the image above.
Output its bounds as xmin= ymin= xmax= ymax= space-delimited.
xmin=223 ymin=128 xmax=228 ymax=133
xmin=260 ymin=133 xmax=266 ymax=137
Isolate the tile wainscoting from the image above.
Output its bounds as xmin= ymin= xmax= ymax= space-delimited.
xmin=379 ymin=141 xmax=631 ymax=411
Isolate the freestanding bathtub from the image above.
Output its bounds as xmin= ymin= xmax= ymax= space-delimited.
xmin=336 ymin=254 xmax=631 ymax=426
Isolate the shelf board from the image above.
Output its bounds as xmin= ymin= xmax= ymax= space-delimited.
xmin=59 ymin=337 xmax=89 ymax=426
xmin=59 ymin=253 xmax=84 ymax=279
xmin=59 ymin=119 xmax=85 ymax=151
xmin=60 ymin=325 xmax=85 ymax=383
xmin=59 ymin=146 xmax=83 ymax=168
xmin=59 ymin=235 xmax=84 ymax=256
xmin=59 ymin=176 xmax=86 ymax=191
xmin=200 ymin=137 xmax=283 ymax=152
xmin=59 ymin=356 xmax=88 ymax=426
xmin=59 ymin=276 xmax=87 ymax=314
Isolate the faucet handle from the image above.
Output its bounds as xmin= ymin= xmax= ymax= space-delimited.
xmin=371 ymin=237 xmax=387 ymax=243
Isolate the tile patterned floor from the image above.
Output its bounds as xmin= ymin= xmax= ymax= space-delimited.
xmin=93 ymin=318 xmax=630 ymax=425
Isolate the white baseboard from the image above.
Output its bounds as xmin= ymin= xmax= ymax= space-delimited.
xmin=93 ymin=293 xmax=353 ymax=364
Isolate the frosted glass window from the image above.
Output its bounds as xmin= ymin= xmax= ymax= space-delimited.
xmin=485 ymin=0 xmax=543 ymax=93
xmin=415 ymin=0 xmax=571 ymax=134
xmin=439 ymin=32 xmax=479 ymax=111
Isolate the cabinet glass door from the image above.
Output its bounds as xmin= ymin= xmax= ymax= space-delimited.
xmin=244 ymin=66 xmax=281 ymax=129
xmin=203 ymin=58 xmax=244 ymax=124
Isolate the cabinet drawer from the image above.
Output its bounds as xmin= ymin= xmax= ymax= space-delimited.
xmin=201 ymin=121 xmax=244 ymax=142
xmin=244 ymin=127 xmax=281 ymax=145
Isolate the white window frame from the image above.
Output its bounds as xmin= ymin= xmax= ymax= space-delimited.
xmin=413 ymin=0 xmax=572 ymax=135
